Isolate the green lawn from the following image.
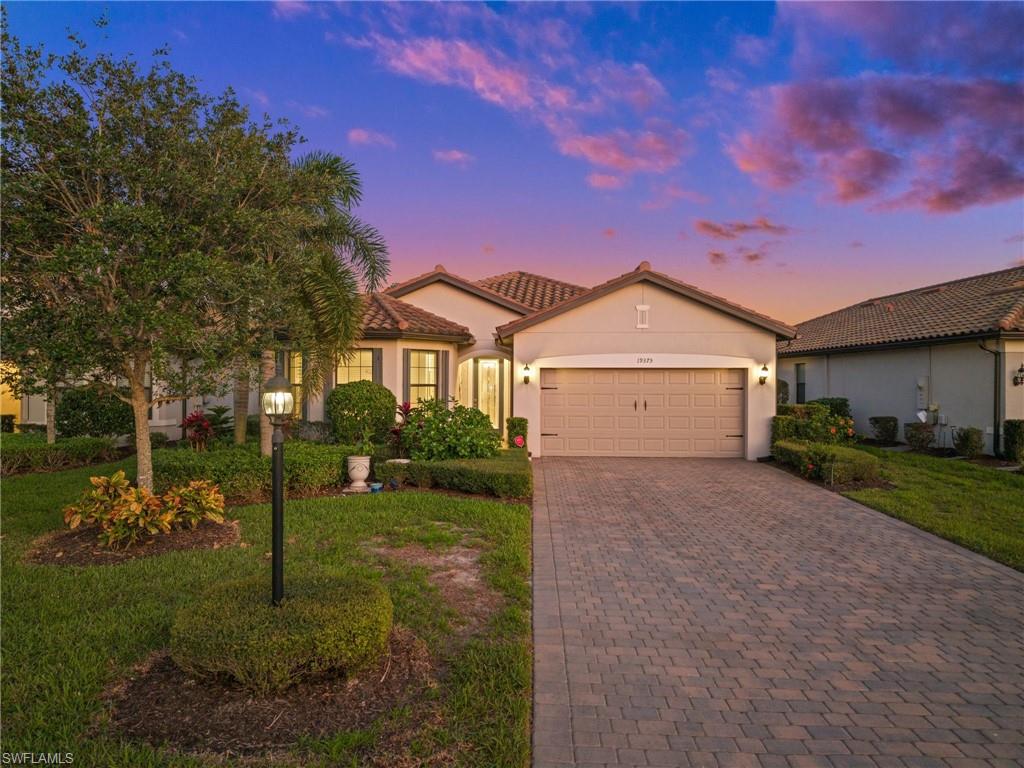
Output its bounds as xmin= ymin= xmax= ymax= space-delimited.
xmin=844 ymin=447 xmax=1024 ymax=571
xmin=1 ymin=459 xmax=531 ymax=767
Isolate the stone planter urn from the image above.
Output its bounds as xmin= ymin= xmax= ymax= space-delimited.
xmin=347 ymin=455 xmax=371 ymax=492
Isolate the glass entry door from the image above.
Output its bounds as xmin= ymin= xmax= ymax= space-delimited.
xmin=456 ymin=357 xmax=508 ymax=435
xmin=477 ymin=359 xmax=500 ymax=429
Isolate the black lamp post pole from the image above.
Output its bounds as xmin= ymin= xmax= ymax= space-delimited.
xmin=271 ymin=422 xmax=285 ymax=606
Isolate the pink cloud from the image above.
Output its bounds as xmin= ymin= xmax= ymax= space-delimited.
xmin=694 ymin=217 xmax=792 ymax=239
xmin=641 ymin=182 xmax=708 ymax=210
xmin=591 ymin=62 xmax=667 ymax=112
xmin=707 ymin=251 xmax=729 ymax=266
xmin=733 ymin=33 xmax=773 ymax=66
xmin=850 ymin=240 xmax=865 ymax=248
xmin=287 ymin=101 xmax=329 ymax=119
xmin=602 ymin=228 xmax=616 ymax=239
xmin=705 ymin=67 xmax=742 ymax=94
xmin=586 ymin=173 xmax=625 ymax=190
xmin=558 ymin=122 xmax=689 ymax=174
xmin=272 ymin=1 xmax=312 ymax=19
xmin=433 ymin=148 xmax=474 ymax=166
xmin=347 ymin=128 xmax=396 ymax=148
xmin=482 ymin=243 xmax=496 ymax=254
xmin=729 ymin=75 xmax=1024 ymax=212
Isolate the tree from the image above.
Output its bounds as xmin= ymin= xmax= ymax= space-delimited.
xmin=1 ymin=21 xmax=305 ymax=489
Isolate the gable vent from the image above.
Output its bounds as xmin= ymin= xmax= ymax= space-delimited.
xmin=636 ymin=304 xmax=650 ymax=329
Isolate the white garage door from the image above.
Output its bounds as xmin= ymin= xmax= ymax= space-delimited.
xmin=539 ymin=368 xmax=745 ymax=457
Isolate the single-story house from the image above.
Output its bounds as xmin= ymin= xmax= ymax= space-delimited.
xmin=15 ymin=261 xmax=797 ymax=460
xmin=777 ymin=266 xmax=1024 ymax=455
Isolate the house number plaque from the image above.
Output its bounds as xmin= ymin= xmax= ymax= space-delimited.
xmin=636 ymin=356 xmax=654 ymax=365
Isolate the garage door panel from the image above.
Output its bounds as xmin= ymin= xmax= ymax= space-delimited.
xmin=539 ymin=368 xmax=744 ymax=457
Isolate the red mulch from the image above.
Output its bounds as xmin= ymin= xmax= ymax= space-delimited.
xmin=102 ymin=627 xmax=450 ymax=765
xmin=26 ymin=519 xmax=241 ymax=566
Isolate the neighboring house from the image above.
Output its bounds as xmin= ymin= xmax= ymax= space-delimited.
xmin=777 ymin=267 xmax=1024 ymax=455
xmin=18 ymin=261 xmax=798 ymax=460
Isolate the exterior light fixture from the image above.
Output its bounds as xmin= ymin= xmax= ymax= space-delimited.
xmin=1015 ymin=364 xmax=1024 ymax=387
xmin=758 ymin=364 xmax=769 ymax=386
xmin=261 ymin=374 xmax=294 ymax=606
xmin=523 ymin=364 xmax=531 ymax=385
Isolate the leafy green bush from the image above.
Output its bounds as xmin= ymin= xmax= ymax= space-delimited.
xmin=952 ymin=427 xmax=984 ymax=459
xmin=326 ymin=380 xmax=396 ymax=445
xmin=63 ymin=471 xmax=225 ymax=548
xmin=401 ymin=399 xmax=500 ymax=461
xmin=903 ymin=422 xmax=935 ymax=451
xmin=777 ymin=403 xmax=829 ymax=419
xmin=150 ymin=431 xmax=170 ymax=449
xmin=506 ymin=417 xmax=528 ymax=449
xmin=152 ymin=441 xmax=354 ymax=500
xmin=771 ymin=415 xmax=798 ymax=444
xmin=805 ymin=444 xmax=881 ymax=485
xmin=55 ymin=387 xmax=134 ymax=437
xmin=289 ymin=420 xmax=335 ymax=444
xmin=771 ymin=439 xmax=811 ymax=472
xmin=1004 ymin=420 xmax=1024 ymax=463
xmin=1 ymin=415 xmax=14 ymax=433
xmin=771 ymin=402 xmax=855 ymax=445
xmin=0 ymin=436 xmax=117 ymax=476
xmin=246 ymin=415 xmax=261 ymax=439
xmin=868 ymin=416 xmax=898 ymax=443
xmin=808 ymin=397 xmax=851 ymax=418
xmin=375 ymin=450 xmax=532 ymax=498
xmin=171 ymin=572 xmax=392 ymax=693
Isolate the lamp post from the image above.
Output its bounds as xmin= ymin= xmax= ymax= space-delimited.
xmin=261 ymin=374 xmax=294 ymax=606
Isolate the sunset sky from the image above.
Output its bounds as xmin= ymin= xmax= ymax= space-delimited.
xmin=9 ymin=1 xmax=1024 ymax=324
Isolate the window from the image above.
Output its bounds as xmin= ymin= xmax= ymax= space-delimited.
xmin=408 ymin=350 xmax=438 ymax=403
xmin=276 ymin=350 xmax=304 ymax=418
xmin=336 ymin=349 xmax=375 ymax=385
xmin=795 ymin=363 xmax=806 ymax=404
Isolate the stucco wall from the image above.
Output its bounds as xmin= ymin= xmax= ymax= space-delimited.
xmin=779 ymin=341 xmax=1001 ymax=453
xmin=510 ymin=281 xmax=780 ymax=460
xmin=1002 ymin=339 xmax=1024 ymax=424
xmin=394 ymin=282 xmax=520 ymax=358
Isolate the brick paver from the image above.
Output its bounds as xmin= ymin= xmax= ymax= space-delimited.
xmin=532 ymin=458 xmax=1024 ymax=768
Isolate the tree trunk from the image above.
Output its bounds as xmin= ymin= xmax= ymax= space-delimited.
xmin=233 ymin=364 xmax=250 ymax=445
xmin=130 ymin=377 xmax=154 ymax=491
xmin=259 ymin=350 xmax=275 ymax=456
xmin=45 ymin=384 xmax=58 ymax=444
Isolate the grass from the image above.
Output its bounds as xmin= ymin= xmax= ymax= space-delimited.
xmin=1 ymin=431 xmax=46 ymax=445
xmin=844 ymin=446 xmax=1024 ymax=571
xmin=1 ymin=458 xmax=531 ymax=767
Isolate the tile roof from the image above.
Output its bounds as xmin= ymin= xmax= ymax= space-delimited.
xmin=386 ymin=264 xmax=533 ymax=313
xmin=778 ymin=266 xmax=1024 ymax=356
xmin=496 ymin=261 xmax=797 ymax=340
xmin=475 ymin=271 xmax=588 ymax=311
xmin=361 ymin=292 xmax=473 ymax=342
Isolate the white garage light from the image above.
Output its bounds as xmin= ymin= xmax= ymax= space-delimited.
xmin=522 ymin=364 xmax=531 ymax=385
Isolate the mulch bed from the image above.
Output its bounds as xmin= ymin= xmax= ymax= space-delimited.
xmin=103 ymin=627 xmax=442 ymax=763
xmin=857 ymin=438 xmax=903 ymax=448
xmin=26 ymin=519 xmax=241 ymax=567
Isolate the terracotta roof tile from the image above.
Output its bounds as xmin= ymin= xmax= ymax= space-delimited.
xmin=779 ymin=267 xmax=1024 ymax=356
xmin=361 ymin=293 xmax=473 ymax=342
xmin=386 ymin=265 xmax=533 ymax=313
xmin=475 ymin=271 xmax=588 ymax=311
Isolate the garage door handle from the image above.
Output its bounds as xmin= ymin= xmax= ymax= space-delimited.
xmin=644 ymin=399 xmax=647 ymax=411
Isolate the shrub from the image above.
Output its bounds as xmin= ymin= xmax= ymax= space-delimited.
xmin=63 ymin=471 xmax=225 ymax=548
xmin=171 ymin=572 xmax=393 ymax=693
xmin=15 ymin=422 xmax=46 ymax=434
xmin=402 ymin=399 xmax=500 ymax=461
xmin=1004 ymin=420 xmax=1024 ymax=463
xmin=246 ymin=415 xmax=260 ymax=439
xmin=904 ymin=422 xmax=935 ymax=451
xmin=506 ymin=416 xmax=528 ymax=449
xmin=181 ymin=410 xmax=215 ymax=451
xmin=805 ymin=444 xmax=881 ymax=485
xmin=0 ymin=436 xmax=116 ymax=476
xmin=771 ymin=415 xmax=797 ymax=444
xmin=776 ymin=379 xmax=789 ymax=405
xmin=777 ymin=403 xmax=829 ymax=419
xmin=868 ymin=416 xmax=899 ymax=443
xmin=205 ymin=405 xmax=234 ymax=439
xmin=771 ymin=403 xmax=854 ymax=445
xmin=1 ymin=415 xmax=14 ymax=433
xmin=290 ymin=420 xmax=335 ymax=444
xmin=808 ymin=397 xmax=851 ymax=418
xmin=150 ymin=431 xmax=170 ymax=449
xmin=326 ymin=380 xmax=396 ymax=445
xmin=771 ymin=440 xmax=811 ymax=474
xmin=152 ymin=441 xmax=354 ymax=500
xmin=55 ymin=387 xmax=133 ymax=438
xmin=374 ymin=450 xmax=532 ymax=498
xmin=952 ymin=427 xmax=984 ymax=459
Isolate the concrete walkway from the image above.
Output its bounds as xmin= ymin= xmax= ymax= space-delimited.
xmin=532 ymin=457 xmax=1024 ymax=768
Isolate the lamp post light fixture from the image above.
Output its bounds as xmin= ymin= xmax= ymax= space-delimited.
xmin=758 ymin=364 xmax=769 ymax=386
xmin=261 ymin=374 xmax=294 ymax=606
xmin=522 ymin=364 xmax=531 ymax=385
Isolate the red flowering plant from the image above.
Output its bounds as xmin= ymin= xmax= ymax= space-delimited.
xmin=181 ymin=410 xmax=214 ymax=452
xmin=821 ymin=415 xmax=857 ymax=444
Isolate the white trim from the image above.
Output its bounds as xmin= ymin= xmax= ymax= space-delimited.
xmin=530 ymin=352 xmax=760 ymax=369
xmin=457 ymin=348 xmax=511 ymax=364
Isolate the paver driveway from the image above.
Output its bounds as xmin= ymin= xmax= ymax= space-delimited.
xmin=532 ymin=458 xmax=1024 ymax=768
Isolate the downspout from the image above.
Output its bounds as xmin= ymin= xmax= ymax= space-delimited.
xmin=979 ymin=340 xmax=1001 ymax=456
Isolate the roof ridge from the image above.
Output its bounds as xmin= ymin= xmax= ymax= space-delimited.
xmin=373 ymin=292 xmax=409 ymax=330
xmin=997 ymin=294 xmax=1024 ymax=330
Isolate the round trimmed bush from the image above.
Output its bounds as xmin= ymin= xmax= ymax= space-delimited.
xmin=325 ymin=380 xmax=396 ymax=445
xmin=171 ymin=571 xmax=392 ymax=693
xmin=56 ymin=387 xmax=134 ymax=438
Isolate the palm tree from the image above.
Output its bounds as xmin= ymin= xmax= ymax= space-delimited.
xmin=231 ymin=151 xmax=389 ymax=455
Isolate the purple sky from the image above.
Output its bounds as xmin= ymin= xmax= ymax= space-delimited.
xmin=9 ymin=1 xmax=1024 ymax=323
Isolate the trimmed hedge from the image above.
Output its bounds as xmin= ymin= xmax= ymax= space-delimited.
xmin=777 ymin=403 xmax=829 ymax=419
xmin=868 ymin=416 xmax=899 ymax=443
xmin=808 ymin=397 xmax=851 ymax=418
xmin=171 ymin=571 xmax=392 ymax=693
xmin=0 ymin=436 xmax=117 ymax=476
xmin=773 ymin=439 xmax=881 ymax=486
xmin=1004 ymin=420 xmax=1024 ymax=463
xmin=772 ymin=402 xmax=855 ymax=445
xmin=953 ymin=427 xmax=984 ymax=459
xmin=903 ymin=422 xmax=935 ymax=451
xmin=1 ymin=415 xmax=14 ymax=433
xmin=55 ymin=387 xmax=134 ymax=438
xmin=375 ymin=449 xmax=532 ymax=499
xmin=152 ymin=441 xmax=356 ymax=500
xmin=326 ymin=380 xmax=396 ymax=445
xmin=506 ymin=416 xmax=528 ymax=449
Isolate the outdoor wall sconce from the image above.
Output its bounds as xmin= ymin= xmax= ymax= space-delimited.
xmin=758 ymin=364 xmax=769 ymax=385
xmin=522 ymin=364 xmax=531 ymax=385
xmin=1014 ymin=363 xmax=1024 ymax=387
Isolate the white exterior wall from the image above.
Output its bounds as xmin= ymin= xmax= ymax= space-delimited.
xmin=779 ymin=340 xmax=1003 ymax=453
xmin=510 ymin=282 xmax=780 ymax=460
